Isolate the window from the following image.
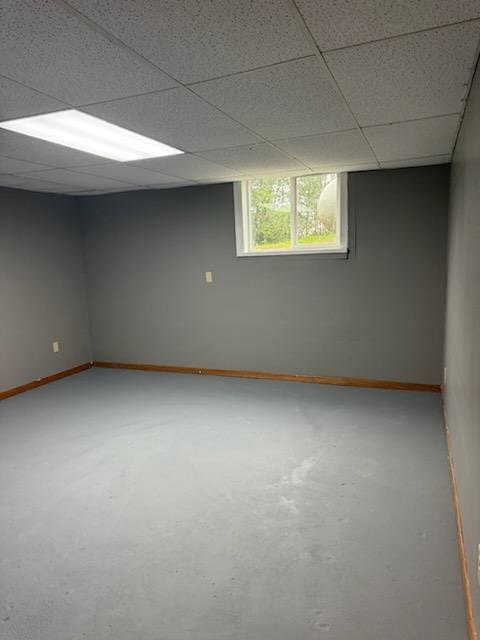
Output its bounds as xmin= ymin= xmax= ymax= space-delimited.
xmin=234 ymin=173 xmax=348 ymax=256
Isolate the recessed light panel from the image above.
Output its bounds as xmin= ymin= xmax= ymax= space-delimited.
xmin=0 ymin=109 xmax=183 ymax=161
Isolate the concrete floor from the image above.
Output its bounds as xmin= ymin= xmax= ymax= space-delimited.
xmin=0 ymin=369 xmax=467 ymax=640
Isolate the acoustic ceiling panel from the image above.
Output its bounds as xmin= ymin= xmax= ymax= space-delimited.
xmin=363 ymin=115 xmax=459 ymax=161
xmin=0 ymin=173 xmax=71 ymax=192
xmin=19 ymin=168 xmax=133 ymax=190
xmin=380 ymin=155 xmax=451 ymax=169
xmin=0 ymin=0 xmax=177 ymax=105
xmin=325 ymin=22 xmax=480 ymax=125
xmin=65 ymin=186 xmax=148 ymax=196
xmin=64 ymin=0 xmax=315 ymax=83
xmin=192 ymin=57 xmax=356 ymax=140
xmin=0 ymin=156 xmax=52 ymax=174
xmin=72 ymin=163 xmax=186 ymax=186
xmin=0 ymin=76 xmax=67 ymax=122
xmin=198 ymin=143 xmax=308 ymax=174
xmin=296 ymin=0 xmax=480 ymax=51
xmin=274 ymin=129 xmax=377 ymax=168
xmin=84 ymin=88 xmax=260 ymax=153
xmin=0 ymin=129 xmax=112 ymax=168
xmin=134 ymin=153 xmax=242 ymax=181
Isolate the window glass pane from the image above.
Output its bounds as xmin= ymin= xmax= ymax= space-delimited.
xmin=296 ymin=174 xmax=337 ymax=246
xmin=249 ymin=177 xmax=291 ymax=250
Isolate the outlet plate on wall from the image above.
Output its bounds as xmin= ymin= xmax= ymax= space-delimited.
xmin=52 ymin=341 xmax=60 ymax=353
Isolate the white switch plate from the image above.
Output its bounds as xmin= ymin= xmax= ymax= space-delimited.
xmin=443 ymin=367 xmax=447 ymax=385
xmin=52 ymin=341 xmax=60 ymax=353
xmin=205 ymin=271 xmax=213 ymax=283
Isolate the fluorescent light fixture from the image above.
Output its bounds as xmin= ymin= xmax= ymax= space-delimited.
xmin=0 ymin=109 xmax=183 ymax=161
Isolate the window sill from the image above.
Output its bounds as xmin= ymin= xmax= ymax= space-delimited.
xmin=236 ymin=248 xmax=349 ymax=258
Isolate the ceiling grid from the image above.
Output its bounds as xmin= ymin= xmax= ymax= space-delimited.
xmin=0 ymin=0 xmax=478 ymax=194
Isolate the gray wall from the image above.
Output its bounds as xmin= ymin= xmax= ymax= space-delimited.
xmin=444 ymin=63 xmax=480 ymax=632
xmin=0 ymin=187 xmax=91 ymax=391
xmin=80 ymin=165 xmax=449 ymax=384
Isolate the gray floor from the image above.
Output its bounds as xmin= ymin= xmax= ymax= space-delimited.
xmin=0 ymin=369 xmax=467 ymax=640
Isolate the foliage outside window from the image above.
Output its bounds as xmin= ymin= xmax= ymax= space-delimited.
xmin=234 ymin=173 xmax=347 ymax=256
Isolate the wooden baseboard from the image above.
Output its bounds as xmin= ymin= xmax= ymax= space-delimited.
xmin=92 ymin=361 xmax=440 ymax=392
xmin=0 ymin=362 xmax=92 ymax=401
xmin=443 ymin=402 xmax=478 ymax=640
xmin=0 ymin=360 xmax=440 ymax=401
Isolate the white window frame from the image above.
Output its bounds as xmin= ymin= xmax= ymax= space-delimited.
xmin=234 ymin=173 xmax=348 ymax=257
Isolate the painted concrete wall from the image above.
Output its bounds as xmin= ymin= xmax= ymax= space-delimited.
xmin=444 ymin=63 xmax=480 ymax=632
xmin=80 ymin=166 xmax=449 ymax=384
xmin=0 ymin=187 xmax=91 ymax=391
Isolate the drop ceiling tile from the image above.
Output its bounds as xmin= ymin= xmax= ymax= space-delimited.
xmin=134 ymin=154 xmax=242 ymax=180
xmin=68 ymin=186 xmax=148 ymax=196
xmin=0 ymin=0 xmax=177 ymax=105
xmin=17 ymin=182 xmax=73 ymax=193
xmin=274 ymin=129 xmax=377 ymax=168
xmin=192 ymin=57 xmax=355 ymax=140
xmin=22 ymin=169 xmax=133 ymax=190
xmin=0 ymin=76 xmax=68 ymax=122
xmin=363 ymin=115 xmax=459 ymax=161
xmin=66 ymin=0 xmax=315 ymax=83
xmin=198 ymin=143 xmax=307 ymax=174
xmin=0 ymin=173 xmax=69 ymax=192
xmin=0 ymin=129 xmax=114 ymax=168
xmin=313 ymin=162 xmax=379 ymax=173
xmin=380 ymin=155 xmax=451 ymax=169
xmin=0 ymin=174 xmax=41 ymax=188
xmin=196 ymin=177 xmax=241 ymax=185
xmin=325 ymin=22 xmax=480 ymax=126
xmin=0 ymin=156 xmax=52 ymax=174
xmin=73 ymin=163 xmax=185 ymax=186
xmin=296 ymin=0 xmax=480 ymax=51
xmin=148 ymin=181 xmax=200 ymax=190
xmin=84 ymin=88 xmax=259 ymax=152
xmin=71 ymin=182 xmax=199 ymax=195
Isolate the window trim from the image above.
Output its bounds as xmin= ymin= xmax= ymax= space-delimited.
xmin=234 ymin=172 xmax=348 ymax=257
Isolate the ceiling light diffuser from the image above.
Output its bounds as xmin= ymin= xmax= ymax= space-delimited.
xmin=0 ymin=109 xmax=183 ymax=161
